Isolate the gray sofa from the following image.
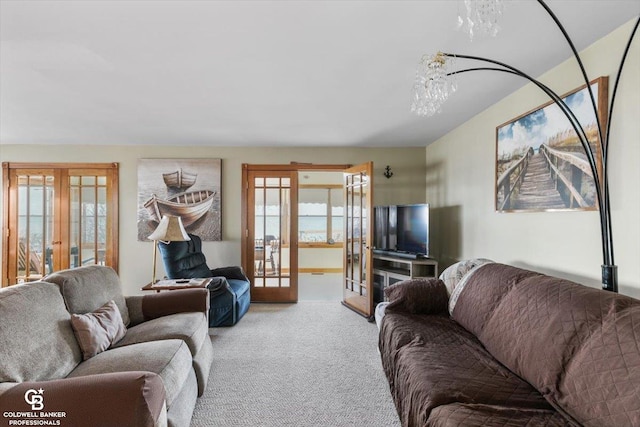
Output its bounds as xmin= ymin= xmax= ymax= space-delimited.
xmin=0 ymin=265 xmax=214 ymax=427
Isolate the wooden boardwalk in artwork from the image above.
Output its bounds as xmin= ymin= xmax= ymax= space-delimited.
xmin=497 ymin=144 xmax=594 ymax=211
xmin=511 ymin=152 xmax=566 ymax=210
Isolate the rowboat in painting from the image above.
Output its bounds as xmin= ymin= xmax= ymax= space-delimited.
xmin=144 ymin=190 xmax=216 ymax=227
xmin=162 ymin=169 xmax=197 ymax=190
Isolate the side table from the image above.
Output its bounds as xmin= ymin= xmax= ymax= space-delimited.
xmin=141 ymin=277 xmax=213 ymax=293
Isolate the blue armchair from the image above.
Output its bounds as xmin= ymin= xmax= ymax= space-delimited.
xmin=157 ymin=233 xmax=250 ymax=327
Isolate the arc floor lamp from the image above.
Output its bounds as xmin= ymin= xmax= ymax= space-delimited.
xmin=412 ymin=0 xmax=639 ymax=292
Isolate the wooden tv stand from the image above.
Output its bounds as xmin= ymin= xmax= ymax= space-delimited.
xmin=372 ymin=254 xmax=438 ymax=304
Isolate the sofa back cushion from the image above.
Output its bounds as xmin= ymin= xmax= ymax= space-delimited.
xmin=157 ymin=233 xmax=211 ymax=279
xmin=0 ymin=282 xmax=82 ymax=382
xmin=451 ymin=263 xmax=537 ymax=338
xmin=452 ymin=263 xmax=640 ymax=426
xmin=45 ymin=265 xmax=130 ymax=326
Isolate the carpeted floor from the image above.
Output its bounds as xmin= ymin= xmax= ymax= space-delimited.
xmin=190 ymin=302 xmax=401 ymax=426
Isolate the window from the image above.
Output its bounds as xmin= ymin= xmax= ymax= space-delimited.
xmin=298 ymin=186 xmax=343 ymax=245
xmin=2 ymin=163 xmax=119 ymax=286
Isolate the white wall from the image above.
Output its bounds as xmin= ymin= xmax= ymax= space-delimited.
xmin=425 ymin=19 xmax=640 ymax=297
xmin=0 ymin=145 xmax=426 ymax=296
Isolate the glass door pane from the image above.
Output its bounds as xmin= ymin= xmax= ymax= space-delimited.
xmin=16 ymin=174 xmax=54 ymax=283
xmin=254 ymin=177 xmax=265 ymax=288
xmin=69 ymin=174 xmax=108 ymax=268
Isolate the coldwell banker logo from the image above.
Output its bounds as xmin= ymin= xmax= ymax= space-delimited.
xmin=24 ymin=389 xmax=44 ymax=411
xmin=2 ymin=388 xmax=66 ymax=426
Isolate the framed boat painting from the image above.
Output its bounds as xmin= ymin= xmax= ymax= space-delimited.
xmin=137 ymin=158 xmax=222 ymax=241
xmin=495 ymin=76 xmax=608 ymax=213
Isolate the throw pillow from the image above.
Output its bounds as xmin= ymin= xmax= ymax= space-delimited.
xmin=384 ymin=278 xmax=448 ymax=315
xmin=70 ymin=300 xmax=127 ymax=360
xmin=439 ymin=258 xmax=494 ymax=296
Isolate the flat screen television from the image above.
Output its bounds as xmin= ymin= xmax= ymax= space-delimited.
xmin=396 ymin=204 xmax=429 ymax=257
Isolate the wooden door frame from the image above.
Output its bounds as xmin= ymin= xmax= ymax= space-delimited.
xmin=241 ymin=163 xmax=350 ymax=302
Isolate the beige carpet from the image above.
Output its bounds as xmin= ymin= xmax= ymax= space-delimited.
xmin=191 ymin=302 xmax=401 ymax=426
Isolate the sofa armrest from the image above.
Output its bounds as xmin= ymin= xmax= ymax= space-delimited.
xmin=210 ymin=265 xmax=249 ymax=282
xmin=0 ymin=372 xmax=166 ymax=427
xmin=140 ymin=288 xmax=210 ymax=321
xmin=384 ymin=278 xmax=449 ymax=315
xmin=208 ymin=276 xmax=232 ymax=299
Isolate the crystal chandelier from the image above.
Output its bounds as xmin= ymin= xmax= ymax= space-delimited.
xmin=410 ymin=52 xmax=457 ymax=117
xmin=457 ymin=0 xmax=504 ymax=41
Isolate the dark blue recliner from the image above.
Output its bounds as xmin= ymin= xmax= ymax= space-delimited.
xmin=157 ymin=233 xmax=250 ymax=327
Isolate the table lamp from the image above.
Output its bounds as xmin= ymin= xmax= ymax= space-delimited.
xmin=148 ymin=215 xmax=190 ymax=284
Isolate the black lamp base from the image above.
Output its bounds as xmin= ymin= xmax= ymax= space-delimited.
xmin=602 ymin=264 xmax=618 ymax=292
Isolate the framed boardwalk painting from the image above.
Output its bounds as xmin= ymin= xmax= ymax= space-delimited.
xmin=495 ymin=76 xmax=608 ymax=213
xmin=137 ymin=158 xmax=222 ymax=241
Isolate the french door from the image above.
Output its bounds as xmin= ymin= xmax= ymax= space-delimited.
xmin=2 ymin=163 xmax=119 ymax=286
xmin=243 ymin=167 xmax=298 ymax=302
xmin=342 ymin=162 xmax=374 ymax=318
xmin=242 ymin=164 xmax=352 ymax=303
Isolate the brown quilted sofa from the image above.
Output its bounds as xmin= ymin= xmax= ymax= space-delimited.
xmin=0 ymin=265 xmax=213 ymax=427
xmin=379 ymin=262 xmax=640 ymax=427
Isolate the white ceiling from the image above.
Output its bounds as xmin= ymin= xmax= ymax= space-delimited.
xmin=1 ymin=1 xmax=638 ymax=148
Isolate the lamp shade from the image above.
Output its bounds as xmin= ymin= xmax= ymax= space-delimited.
xmin=148 ymin=215 xmax=190 ymax=242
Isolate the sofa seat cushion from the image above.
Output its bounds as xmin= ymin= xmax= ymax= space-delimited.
xmin=428 ymin=402 xmax=571 ymax=427
xmin=67 ymin=339 xmax=192 ymax=407
xmin=112 ymin=312 xmax=207 ymax=357
xmin=379 ymin=312 xmax=555 ymax=427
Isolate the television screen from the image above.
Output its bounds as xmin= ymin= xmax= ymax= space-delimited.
xmin=396 ymin=204 xmax=429 ymax=256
